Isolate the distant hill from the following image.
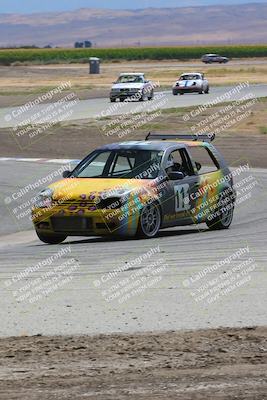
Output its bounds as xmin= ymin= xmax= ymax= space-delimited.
xmin=0 ymin=3 xmax=267 ymax=47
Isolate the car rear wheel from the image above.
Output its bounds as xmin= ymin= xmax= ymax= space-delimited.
xmin=36 ymin=231 xmax=67 ymax=244
xmin=137 ymin=202 xmax=161 ymax=238
xmin=206 ymin=191 xmax=234 ymax=230
xmin=110 ymin=98 xmax=116 ymax=103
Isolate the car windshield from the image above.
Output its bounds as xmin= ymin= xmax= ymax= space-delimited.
xmin=180 ymin=74 xmax=200 ymax=80
xmin=72 ymin=149 xmax=163 ymax=179
xmin=116 ymin=75 xmax=144 ymax=83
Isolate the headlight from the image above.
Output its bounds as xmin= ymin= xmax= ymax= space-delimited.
xmin=34 ymin=188 xmax=54 ymax=208
xmin=97 ymin=189 xmax=131 ymax=209
xmin=98 ymin=197 xmax=123 ymax=210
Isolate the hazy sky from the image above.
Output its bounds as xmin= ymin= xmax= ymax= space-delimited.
xmin=0 ymin=0 xmax=267 ymax=14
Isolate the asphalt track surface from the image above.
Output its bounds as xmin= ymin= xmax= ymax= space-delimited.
xmin=0 ymin=84 xmax=267 ymax=128
xmin=0 ymin=160 xmax=266 ymax=337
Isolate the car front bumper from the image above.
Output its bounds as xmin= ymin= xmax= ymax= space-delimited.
xmin=173 ymin=86 xmax=201 ymax=93
xmin=110 ymin=90 xmax=142 ymax=100
xmin=32 ymin=205 xmax=140 ymax=237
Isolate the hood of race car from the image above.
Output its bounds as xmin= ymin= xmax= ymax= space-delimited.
xmin=175 ymin=79 xmax=201 ymax=87
xmin=48 ymin=178 xmax=154 ymax=202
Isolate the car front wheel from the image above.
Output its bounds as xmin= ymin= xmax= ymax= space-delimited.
xmin=138 ymin=91 xmax=146 ymax=101
xmin=137 ymin=202 xmax=161 ymax=238
xmin=148 ymin=90 xmax=154 ymax=100
xmin=36 ymin=231 xmax=67 ymax=244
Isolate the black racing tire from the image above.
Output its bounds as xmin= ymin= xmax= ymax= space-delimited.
xmin=179 ymin=92 xmax=184 ymax=95
xmin=138 ymin=91 xmax=145 ymax=102
xmin=204 ymin=86 xmax=209 ymax=94
xmin=148 ymin=90 xmax=154 ymax=100
xmin=110 ymin=98 xmax=116 ymax=103
xmin=36 ymin=231 xmax=67 ymax=244
xmin=173 ymin=90 xmax=178 ymax=96
xmin=206 ymin=191 xmax=234 ymax=230
xmin=136 ymin=202 xmax=161 ymax=239
xmin=119 ymin=97 xmax=124 ymax=102
xmin=198 ymin=86 xmax=204 ymax=94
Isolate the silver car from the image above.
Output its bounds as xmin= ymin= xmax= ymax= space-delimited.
xmin=172 ymin=73 xmax=209 ymax=95
xmin=202 ymin=54 xmax=229 ymax=64
xmin=110 ymin=73 xmax=154 ymax=102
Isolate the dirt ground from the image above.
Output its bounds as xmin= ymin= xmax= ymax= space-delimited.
xmin=1 ymin=59 xmax=267 ymax=107
xmin=0 ymin=327 xmax=266 ymax=400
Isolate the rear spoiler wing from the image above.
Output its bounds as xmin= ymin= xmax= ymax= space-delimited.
xmin=145 ymin=133 xmax=215 ymax=142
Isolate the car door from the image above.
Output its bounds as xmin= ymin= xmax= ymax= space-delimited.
xmin=160 ymin=148 xmax=200 ymax=227
xmin=201 ymin=74 xmax=208 ymax=91
xmin=186 ymin=144 xmax=224 ymax=224
xmin=143 ymin=75 xmax=151 ymax=97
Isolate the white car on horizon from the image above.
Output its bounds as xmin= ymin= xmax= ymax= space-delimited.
xmin=110 ymin=73 xmax=154 ymax=102
xmin=172 ymin=73 xmax=209 ymax=95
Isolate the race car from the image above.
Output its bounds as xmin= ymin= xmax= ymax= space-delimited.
xmin=32 ymin=134 xmax=236 ymax=244
xmin=109 ymin=73 xmax=154 ymax=102
xmin=172 ymin=73 xmax=209 ymax=95
xmin=201 ymin=54 xmax=229 ymax=64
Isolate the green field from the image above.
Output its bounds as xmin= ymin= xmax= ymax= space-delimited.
xmin=0 ymin=45 xmax=267 ymax=65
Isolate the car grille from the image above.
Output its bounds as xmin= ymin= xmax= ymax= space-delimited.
xmin=51 ymin=216 xmax=93 ymax=232
xmin=52 ymin=199 xmax=96 ymax=208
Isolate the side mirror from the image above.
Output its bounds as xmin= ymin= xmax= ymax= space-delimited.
xmin=195 ymin=162 xmax=201 ymax=172
xmin=168 ymin=171 xmax=184 ymax=180
xmin=62 ymin=170 xmax=71 ymax=178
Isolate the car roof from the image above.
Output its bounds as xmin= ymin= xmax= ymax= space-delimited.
xmin=204 ymin=53 xmax=218 ymax=56
xmin=119 ymin=72 xmax=145 ymax=76
xmin=95 ymin=140 xmax=207 ymax=152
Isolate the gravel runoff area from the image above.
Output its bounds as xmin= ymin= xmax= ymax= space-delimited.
xmin=0 ymin=327 xmax=266 ymax=400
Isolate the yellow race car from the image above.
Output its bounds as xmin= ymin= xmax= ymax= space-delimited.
xmin=32 ymin=134 xmax=236 ymax=244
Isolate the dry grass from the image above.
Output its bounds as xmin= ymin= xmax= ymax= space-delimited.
xmin=0 ymin=97 xmax=266 ymax=166
xmin=111 ymin=97 xmax=267 ymax=136
xmin=1 ymin=59 xmax=267 ymax=98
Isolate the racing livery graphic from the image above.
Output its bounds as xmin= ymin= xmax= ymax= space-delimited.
xmin=32 ymin=134 xmax=236 ymax=243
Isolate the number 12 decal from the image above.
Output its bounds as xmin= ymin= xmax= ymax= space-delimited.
xmin=174 ymin=184 xmax=190 ymax=212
